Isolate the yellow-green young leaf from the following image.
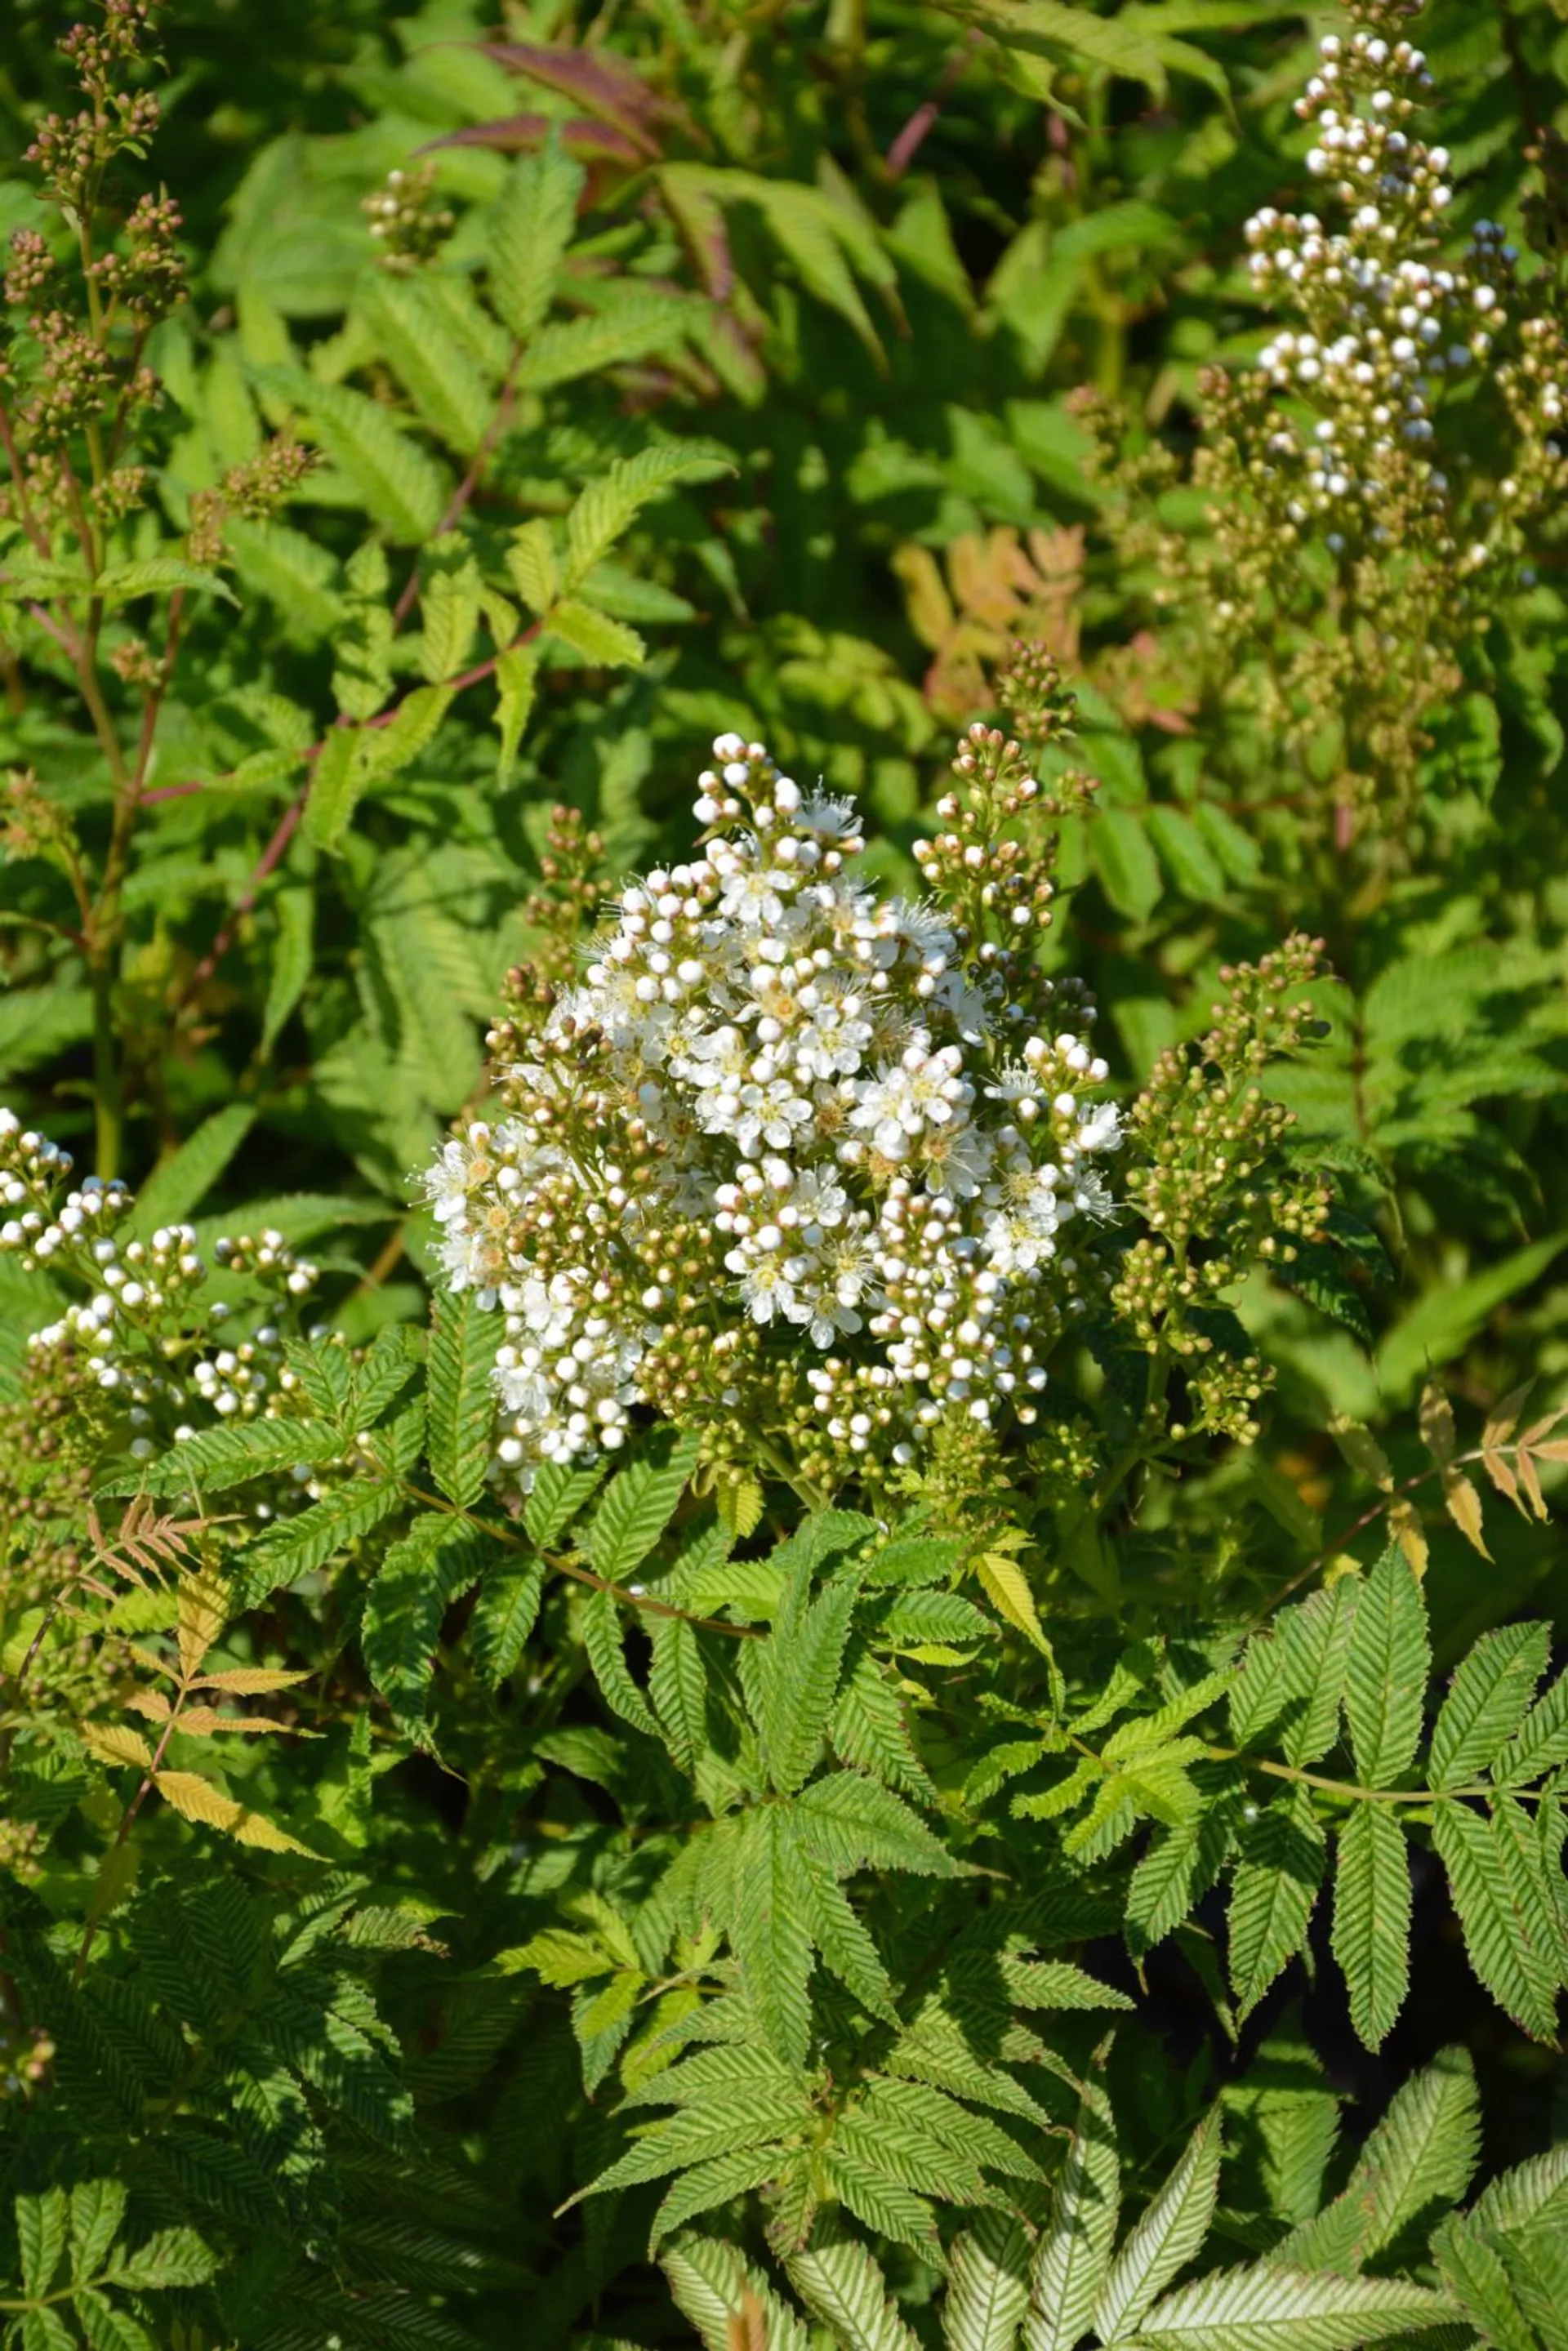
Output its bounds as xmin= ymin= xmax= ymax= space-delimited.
xmin=973 ymin=1547 xmax=1049 ymax=1652
xmin=506 ymin=520 xmax=559 ymax=616
xmin=153 ymin=1769 xmax=318 ymax=1855
xmin=490 ymin=140 xmax=584 ymax=341
xmin=1440 ymin=1467 xmax=1490 ymax=1558
xmin=495 ymin=643 xmax=539 ymax=782
xmin=1388 ymin=1498 xmax=1428 ymax=1580
xmin=547 ymin=597 xmax=647 ymax=669
xmin=193 ymin=1667 xmax=313 ymax=1695
xmin=177 ymin=1566 xmax=228 ymax=1678
xmin=82 ymin=1722 xmax=155 ymax=1772
xmin=358 ymin=683 xmax=454 ymax=785
xmin=1328 ymin=1414 xmax=1395 ymax=1491
xmin=715 ymin=1472 xmax=765 ymax=1543
xmin=1419 ymin=1381 xmax=1457 ymax=1467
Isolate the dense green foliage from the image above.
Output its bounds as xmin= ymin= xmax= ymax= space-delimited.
xmin=2 ymin=0 xmax=1567 ymax=2345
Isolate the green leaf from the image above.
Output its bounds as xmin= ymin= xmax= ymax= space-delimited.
xmin=261 ymin=884 xmax=313 ymax=1056
xmin=580 ymin=1586 xmax=662 ymax=1738
xmin=733 ymin=1806 xmax=814 ymax=2068
xmin=1089 ymin=807 xmax=1163 ymax=923
xmin=1275 ymin=2048 xmax=1479 ymax=2273
xmin=586 ymin=1436 xmax=699 ymax=1580
xmin=1146 ymin=805 xmax=1225 ymax=902
xmin=128 ymin=1102 xmax=256 ymax=1236
xmin=786 ymin=2238 xmax=920 ymax=2349
xmin=524 ymin=1457 xmax=608 ymax=1549
xmin=495 ymin=643 xmax=539 ymax=781
xmin=69 ymin=2180 xmax=127 ymax=2280
xmin=230 ymin=1476 xmax=404 ymax=1610
xmin=361 ymin=1513 xmax=485 ymax=1734
xmin=490 ymin=140 xmax=584 ymax=341
xmin=516 ymin=294 xmax=692 ymax=393
xmin=106 ymin=2225 xmax=219 ymax=2288
xmin=648 ymin=1616 xmax=708 ymax=1770
xmin=1330 ymin=1803 xmax=1411 ymax=2051
xmin=301 ymin=724 xmax=366 ymax=856
xmin=126 ymin=1416 xmax=343 ymax=1499
xmin=1432 ymin=2217 xmax=1538 ymax=2351
xmin=1493 ymin=1668 xmax=1568 ymax=1785
xmin=257 ymin=366 xmax=450 ymax=541
xmin=947 ymin=2214 xmax=1032 ymax=2351
xmin=562 ymin=440 xmax=735 ymax=590
xmin=96 ymin=556 xmax=238 ymax=606
xmin=1026 ymin=2055 xmax=1119 ymax=2351
xmin=470 ymin=1554 xmax=545 ymax=1685
xmin=357 ymin=273 xmax=494 ymax=455
xmin=1432 ymin=1799 xmax=1561 ymax=2042
xmin=17 ymin=2188 xmax=67 ymax=2297
xmin=1227 ymin=1788 xmax=1324 ymax=2016
xmin=546 ymin=596 xmax=648 ymax=669
xmin=650 ymin=2147 xmax=791 ymax=2252
xmin=662 ymin=2233 xmax=812 ymax=2351
xmin=794 ymin=1770 xmax=957 ymax=1879
xmin=760 ymin=1579 xmax=857 ymax=1797
xmin=74 ymin=2288 xmax=156 ymax=2351
xmin=425 ymin=1289 xmax=499 ymax=1509
xmin=1428 ymin=1623 xmax=1551 ymax=1791
xmin=1129 ymin=2262 xmax=1450 ymax=2349
xmin=1094 ymin=2110 xmax=1223 ymax=2344
xmin=1376 ymin=1236 xmax=1567 ymax=1401
xmin=1343 ymin=1546 xmax=1429 ymax=1790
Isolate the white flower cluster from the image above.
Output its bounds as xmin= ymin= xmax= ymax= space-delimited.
xmin=0 ymin=1106 xmax=319 ymax=1477
xmin=1243 ymin=25 xmax=1512 ymax=565
xmin=425 ymin=737 xmax=1120 ymax=1494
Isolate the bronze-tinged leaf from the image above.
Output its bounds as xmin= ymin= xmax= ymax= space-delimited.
xmin=1330 ymin=1414 xmax=1394 ymax=1492
xmin=1480 ymin=1445 xmax=1521 ymax=1512
xmin=1440 ymin=1468 xmax=1491 ymax=1559
xmin=1481 ymin=1380 xmax=1534 ymax=1454
xmin=478 ymin=41 xmax=675 ymax=154
xmin=153 ymin=1770 xmax=318 ymax=1855
xmin=1515 ymin=1442 xmax=1546 ymax=1522
xmin=126 ymin=1689 xmax=174 ymax=1721
xmin=420 ymin=111 xmax=646 ymax=167
xmin=193 ymin=1667 xmax=313 ymax=1694
xmin=1419 ymin=1381 xmax=1456 ymax=1467
xmin=179 ymin=1708 xmax=301 ymax=1738
xmin=176 ymin=1568 xmax=227 ymax=1680
xmin=128 ymin=1645 xmax=176 ymax=1680
xmin=82 ymin=1722 xmax=155 ymax=1771
xmin=1389 ymin=1498 xmax=1428 ymax=1580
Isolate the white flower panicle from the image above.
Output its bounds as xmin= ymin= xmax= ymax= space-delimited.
xmin=0 ymin=1106 xmax=322 ymax=1482
xmin=1243 ymin=19 xmax=1514 ymax=567
xmin=423 ymin=735 xmax=1120 ymax=1498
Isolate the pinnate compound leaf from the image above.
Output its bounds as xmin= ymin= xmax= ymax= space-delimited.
xmin=490 ymin=140 xmax=585 ymax=341
xmin=258 ymin=367 xmax=449 ymax=541
xmin=1128 ymin=2262 xmax=1450 ymax=2349
xmin=760 ymin=1579 xmax=857 ymax=1796
xmin=1432 ymin=1800 xmax=1561 ymax=2042
xmin=231 ymin=1476 xmax=404 ymax=1610
xmin=1025 ymin=2058 xmax=1118 ymax=2351
xmin=563 ymin=439 xmax=735 ymax=590
xmin=1343 ymin=1546 xmax=1429 ymax=1789
xmin=1431 ymin=2216 xmax=1538 ymax=2351
xmin=1275 ymin=2047 xmax=1479 ymax=2274
xmin=1094 ymin=2110 xmax=1223 ymax=2344
xmin=947 ymin=2213 xmax=1032 ymax=2351
xmin=587 ymin=1436 xmax=698 ymax=1580
xmin=1428 ymin=1622 xmax=1551 ymax=1790
xmin=650 ymin=2147 xmax=795 ymax=2252
xmin=794 ymin=1770 xmax=957 ymax=1878
xmin=581 ymin=1586 xmax=661 ymax=1737
xmin=733 ymin=1806 xmax=814 ymax=2068
xmin=469 ymin=1555 xmax=545 ymax=1685
xmin=17 ymin=2188 xmax=66 ymax=2298
xmin=786 ymin=2238 xmax=920 ymax=2349
xmin=361 ymin=1513 xmax=485 ymax=1734
xmin=125 ymin=1416 xmax=342 ymax=1498
xmin=1227 ymin=1788 xmax=1324 ymax=2016
xmin=154 ymin=1770 xmax=317 ymax=1856
xmin=662 ymin=2232 xmax=812 ymax=2351
xmin=426 ymin=1288 xmax=500 ymax=1508
xmin=1330 ymin=1802 xmax=1412 ymax=2050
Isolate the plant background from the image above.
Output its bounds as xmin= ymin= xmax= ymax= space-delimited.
xmin=2 ymin=0 xmax=1567 ymax=2345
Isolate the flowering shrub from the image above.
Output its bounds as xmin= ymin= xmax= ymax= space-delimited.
xmin=1 ymin=2 xmax=1566 ymax=2348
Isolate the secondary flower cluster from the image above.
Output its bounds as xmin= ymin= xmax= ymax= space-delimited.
xmin=424 ymin=736 xmax=1121 ymax=1498
xmin=0 ymin=1106 xmax=318 ymax=1476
